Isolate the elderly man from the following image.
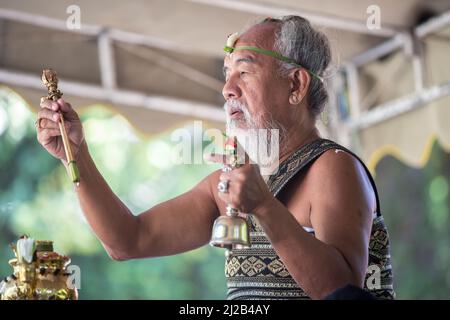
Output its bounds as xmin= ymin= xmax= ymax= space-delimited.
xmin=36 ymin=16 xmax=394 ymax=300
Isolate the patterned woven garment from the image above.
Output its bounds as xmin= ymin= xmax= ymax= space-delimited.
xmin=225 ymin=139 xmax=395 ymax=300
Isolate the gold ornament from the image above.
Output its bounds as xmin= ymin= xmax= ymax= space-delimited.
xmin=1 ymin=237 xmax=78 ymax=300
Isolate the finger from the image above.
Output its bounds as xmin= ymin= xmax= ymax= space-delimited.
xmin=219 ymin=172 xmax=231 ymax=181
xmin=39 ymin=118 xmax=71 ymax=132
xmin=218 ymin=193 xmax=240 ymax=210
xmin=56 ymin=98 xmax=70 ymax=112
xmin=37 ymin=108 xmax=60 ymax=122
xmin=56 ymin=98 xmax=78 ymax=120
xmin=217 ymin=190 xmax=231 ymax=205
xmin=38 ymin=118 xmax=60 ymax=130
xmin=37 ymin=128 xmax=61 ymax=145
xmin=40 ymin=98 xmax=59 ymax=111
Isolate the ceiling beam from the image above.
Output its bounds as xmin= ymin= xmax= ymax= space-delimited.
xmin=0 ymin=8 xmax=224 ymax=98
xmin=349 ymin=9 xmax=450 ymax=67
xmin=188 ymin=0 xmax=401 ymax=37
xmin=415 ymin=9 xmax=450 ymax=38
xmin=98 ymin=29 xmax=117 ymax=91
xmin=349 ymin=33 xmax=405 ymax=67
xmin=0 ymin=8 xmax=203 ymax=56
xmin=0 ymin=68 xmax=225 ymax=123
xmin=0 ymin=7 xmax=100 ymax=35
xmin=116 ymin=43 xmax=224 ymax=92
xmin=348 ymin=81 xmax=450 ymax=130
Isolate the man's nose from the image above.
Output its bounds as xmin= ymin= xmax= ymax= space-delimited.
xmin=222 ymin=76 xmax=241 ymax=100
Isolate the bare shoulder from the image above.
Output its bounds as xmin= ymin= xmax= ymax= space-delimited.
xmin=310 ymin=148 xmax=363 ymax=176
xmin=306 ymin=148 xmax=376 ymax=213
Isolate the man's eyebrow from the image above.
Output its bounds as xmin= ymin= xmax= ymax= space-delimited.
xmin=222 ymin=56 xmax=257 ymax=77
xmin=236 ymin=57 xmax=256 ymax=64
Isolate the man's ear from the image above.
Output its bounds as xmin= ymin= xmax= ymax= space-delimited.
xmin=289 ymin=68 xmax=310 ymax=105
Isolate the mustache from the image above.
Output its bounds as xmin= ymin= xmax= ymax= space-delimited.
xmin=223 ymin=99 xmax=246 ymax=113
xmin=224 ymin=100 xmax=252 ymax=127
xmin=224 ymin=100 xmax=286 ymax=138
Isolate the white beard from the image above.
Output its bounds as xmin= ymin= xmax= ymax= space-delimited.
xmin=224 ymin=101 xmax=283 ymax=175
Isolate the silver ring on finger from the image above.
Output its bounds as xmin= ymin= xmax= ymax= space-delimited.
xmin=217 ymin=180 xmax=229 ymax=193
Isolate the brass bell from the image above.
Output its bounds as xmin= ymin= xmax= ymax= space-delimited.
xmin=210 ymin=205 xmax=250 ymax=250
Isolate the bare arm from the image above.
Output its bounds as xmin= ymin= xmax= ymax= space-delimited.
xmin=131 ymin=169 xmax=221 ymax=259
xmin=74 ymin=142 xmax=221 ymax=260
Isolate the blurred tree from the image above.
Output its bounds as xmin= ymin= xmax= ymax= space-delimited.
xmin=376 ymin=140 xmax=450 ymax=299
xmin=0 ymin=87 xmax=226 ymax=299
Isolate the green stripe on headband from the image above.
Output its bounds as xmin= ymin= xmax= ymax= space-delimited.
xmin=224 ymin=45 xmax=323 ymax=83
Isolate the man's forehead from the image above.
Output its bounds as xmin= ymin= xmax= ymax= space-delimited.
xmin=223 ymin=23 xmax=278 ymax=66
xmin=223 ymin=47 xmax=259 ymax=65
xmin=239 ymin=23 xmax=278 ymax=47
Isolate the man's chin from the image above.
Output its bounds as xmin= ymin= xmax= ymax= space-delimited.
xmin=228 ymin=119 xmax=248 ymax=130
xmin=227 ymin=126 xmax=249 ymax=137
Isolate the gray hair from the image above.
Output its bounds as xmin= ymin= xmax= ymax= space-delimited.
xmin=259 ymin=16 xmax=331 ymax=117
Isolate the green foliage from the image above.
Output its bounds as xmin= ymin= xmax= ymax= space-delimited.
xmin=375 ymin=141 xmax=450 ymax=299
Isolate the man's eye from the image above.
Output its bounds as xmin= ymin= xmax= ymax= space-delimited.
xmin=240 ymin=71 xmax=248 ymax=76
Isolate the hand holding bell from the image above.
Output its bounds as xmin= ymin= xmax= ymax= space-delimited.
xmin=209 ymin=136 xmax=250 ymax=252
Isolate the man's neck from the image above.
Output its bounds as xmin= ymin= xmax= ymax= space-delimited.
xmin=278 ymin=125 xmax=321 ymax=165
